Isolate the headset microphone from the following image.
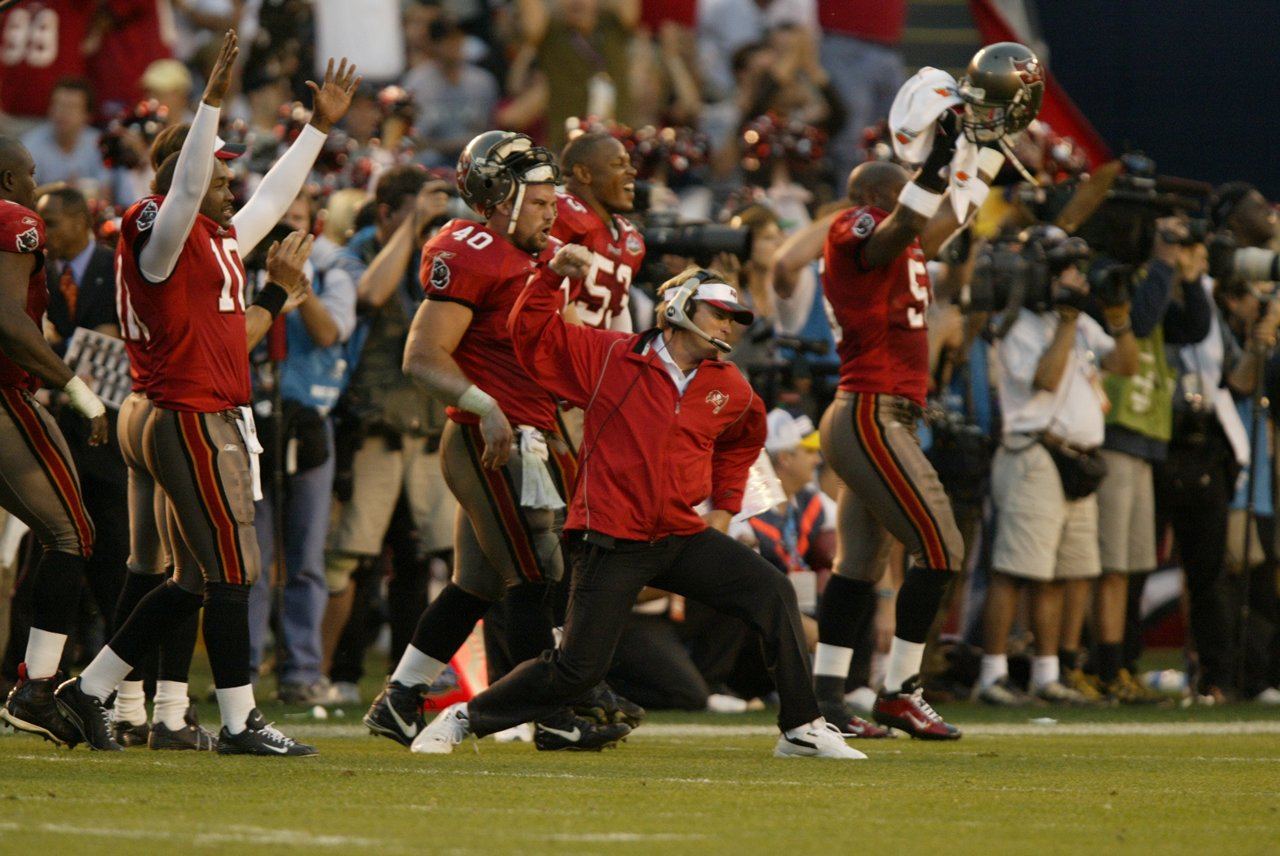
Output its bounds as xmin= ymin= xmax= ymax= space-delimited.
xmin=662 ymin=270 xmax=738 ymax=353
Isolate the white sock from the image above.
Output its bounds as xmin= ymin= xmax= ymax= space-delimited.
xmin=23 ymin=628 xmax=68 ymax=679
xmin=882 ymin=638 xmax=926 ymax=694
xmin=390 ymin=645 xmax=448 ymax=688
xmin=813 ymin=643 xmax=854 ymax=678
xmin=215 ymin=684 xmax=257 ymax=735
xmin=153 ymin=680 xmax=189 ymax=731
xmin=78 ymin=646 xmax=133 ymax=702
xmin=1032 ymin=655 xmax=1060 ymax=690
xmin=114 ymin=680 xmax=147 ymax=726
xmin=979 ymin=654 xmax=1008 ymax=689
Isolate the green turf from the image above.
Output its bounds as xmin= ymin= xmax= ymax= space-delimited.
xmin=3 ymin=701 xmax=1279 ymax=854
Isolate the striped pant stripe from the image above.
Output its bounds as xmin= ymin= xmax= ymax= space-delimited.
xmin=174 ymin=411 xmax=245 ymax=584
xmin=460 ymin=423 xmax=543 ymax=583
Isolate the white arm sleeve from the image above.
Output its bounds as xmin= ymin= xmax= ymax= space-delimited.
xmin=232 ymin=124 xmax=327 ymax=255
xmin=138 ymin=102 xmax=220 ymax=283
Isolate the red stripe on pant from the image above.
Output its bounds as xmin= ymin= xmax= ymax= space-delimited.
xmin=467 ymin=423 xmax=543 ymax=583
xmin=0 ymin=388 xmax=93 ymax=555
xmin=176 ymin=411 xmax=244 ymax=584
xmin=853 ymin=394 xmax=948 ymax=570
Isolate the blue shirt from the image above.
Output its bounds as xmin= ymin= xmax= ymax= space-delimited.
xmin=21 ymin=123 xmax=108 ymax=189
xmin=278 ymin=256 xmax=358 ymax=415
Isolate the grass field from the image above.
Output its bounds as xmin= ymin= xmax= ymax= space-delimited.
xmin=3 ymin=690 xmax=1280 ymax=855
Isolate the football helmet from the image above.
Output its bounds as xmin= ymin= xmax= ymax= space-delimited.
xmin=456 ymin=131 xmax=560 ymax=216
xmin=957 ymin=42 xmax=1045 ymax=144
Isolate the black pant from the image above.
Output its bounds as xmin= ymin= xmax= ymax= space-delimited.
xmin=1155 ymin=430 xmax=1234 ymax=692
xmin=467 ymin=528 xmax=820 ymax=735
xmin=608 ymin=612 xmax=709 ymax=711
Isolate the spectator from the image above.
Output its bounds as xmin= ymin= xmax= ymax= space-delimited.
xmin=248 ymin=194 xmax=359 ymax=704
xmin=37 ymin=187 xmax=119 ymax=348
xmin=816 ymin=0 xmax=905 ymax=188
xmin=141 ymin=60 xmax=197 ymax=127
xmin=0 ymin=0 xmax=95 ymax=131
xmin=402 ymin=18 xmax=500 ymax=165
xmin=86 ymin=0 xmax=174 ymax=115
xmin=21 ymin=79 xmax=109 ymax=195
xmin=516 ymin=0 xmax=640 ymax=151
xmin=977 ymin=226 xmax=1138 ymax=706
xmin=170 ymin=0 xmax=250 ymax=63
xmin=697 ymin=0 xmax=817 ymax=101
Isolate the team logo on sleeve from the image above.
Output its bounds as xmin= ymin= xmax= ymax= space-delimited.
xmin=706 ymin=389 xmax=729 ymax=414
xmin=625 ymin=233 xmax=643 ymax=255
xmin=428 ymin=252 xmax=455 ymax=290
xmin=852 ymin=212 xmax=876 ymax=238
xmin=15 ymin=227 xmax=39 ymax=252
xmin=136 ymin=199 xmax=159 ymax=232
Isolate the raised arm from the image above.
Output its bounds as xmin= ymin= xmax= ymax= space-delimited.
xmin=138 ymin=30 xmax=237 ymax=282
xmin=772 ymin=208 xmax=846 ymax=298
xmin=233 ymin=58 xmax=359 ymax=254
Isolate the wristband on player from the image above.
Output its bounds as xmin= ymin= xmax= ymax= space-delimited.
xmin=458 ymin=384 xmax=497 ymax=417
xmin=977 ymin=147 xmax=1006 ymax=181
xmin=898 ymin=182 xmax=943 ymax=219
xmin=252 ymin=282 xmax=289 ymax=318
xmin=63 ymin=376 xmax=106 ymax=419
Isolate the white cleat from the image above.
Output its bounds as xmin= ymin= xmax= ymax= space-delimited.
xmin=774 ymin=719 xmax=867 ymax=760
xmin=492 ymin=722 xmax=534 ymax=743
xmin=410 ymin=703 xmax=471 ymax=755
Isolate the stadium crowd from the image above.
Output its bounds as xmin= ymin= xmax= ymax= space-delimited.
xmin=1 ymin=0 xmax=1279 ymax=757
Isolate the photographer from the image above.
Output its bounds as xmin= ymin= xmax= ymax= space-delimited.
xmin=1080 ymin=217 xmax=1212 ymax=704
xmin=977 ymin=226 xmax=1138 ymax=706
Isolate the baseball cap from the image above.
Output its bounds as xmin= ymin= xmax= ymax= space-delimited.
xmin=695 ymin=281 xmax=754 ymax=325
xmin=214 ymin=136 xmax=246 ymax=160
xmin=765 ymin=409 xmax=820 ymax=454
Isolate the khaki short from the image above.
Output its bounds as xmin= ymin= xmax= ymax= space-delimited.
xmin=1095 ymin=449 xmax=1157 ymax=573
xmin=992 ymin=441 xmax=1101 ymax=582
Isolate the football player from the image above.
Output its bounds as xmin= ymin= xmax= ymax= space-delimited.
xmin=362 ymin=131 xmax=629 ymax=752
xmin=56 ymin=31 xmax=358 ymax=755
xmin=813 ymin=44 xmax=1040 ymax=739
xmin=0 ymin=136 xmax=108 ymax=746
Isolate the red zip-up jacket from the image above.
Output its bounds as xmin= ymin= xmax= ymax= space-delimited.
xmin=509 ymin=265 xmax=766 ymax=541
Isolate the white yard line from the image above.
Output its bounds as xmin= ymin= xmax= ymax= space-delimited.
xmin=0 ymin=820 xmax=384 ymax=848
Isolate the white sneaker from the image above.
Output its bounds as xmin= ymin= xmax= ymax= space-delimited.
xmin=1254 ymin=687 xmax=1280 ymax=705
xmin=774 ymin=719 xmax=867 ymax=760
xmin=492 ymin=722 xmax=534 ymax=743
xmin=410 ymin=702 xmax=470 ymax=754
xmin=325 ymin=681 xmax=361 ymax=706
xmin=845 ymin=686 xmax=877 ymax=716
xmin=706 ymin=693 xmax=749 ymax=714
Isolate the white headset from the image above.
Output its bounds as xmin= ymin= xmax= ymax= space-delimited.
xmin=662 ymin=269 xmax=733 ymax=353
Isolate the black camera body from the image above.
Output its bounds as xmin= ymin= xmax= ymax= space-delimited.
xmin=639 ymin=210 xmax=754 ymax=268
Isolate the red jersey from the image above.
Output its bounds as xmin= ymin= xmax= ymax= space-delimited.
xmin=552 ymin=191 xmax=645 ymax=330
xmin=115 ymin=195 xmax=251 ymax=412
xmin=0 ymin=0 xmax=92 ymax=118
xmin=817 ymin=0 xmax=905 ymax=45
xmin=88 ymin=0 xmax=171 ymax=110
xmin=822 ymin=206 xmax=931 ymax=405
xmin=420 ymin=219 xmax=559 ymax=431
xmin=0 ymin=200 xmax=48 ymax=390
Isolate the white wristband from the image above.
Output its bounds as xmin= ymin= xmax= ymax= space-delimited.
xmin=898 ymin=182 xmax=943 ymax=218
xmin=63 ymin=376 xmax=105 ymax=419
xmin=977 ymin=147 xmax=1006 ymax=180
xmin=458 ymin=384 xmax=497 ymax=417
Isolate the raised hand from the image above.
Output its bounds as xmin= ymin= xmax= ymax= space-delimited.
xmin=266 ymin=230 xmax=316 ymax=307
xmin=306 ymin=57 xmax=362 ymax=133
xmin=202 ymin=30 xmax=239 ymax=108
xmin=549 ymin=244 xmax=592 ymax=279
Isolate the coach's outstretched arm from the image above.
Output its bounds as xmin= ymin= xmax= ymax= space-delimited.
xmin=138 ymin=30 xmax=237 ymax=283
xmin=233 ymin=58 xmax=360 ymax=254
xmin=708 ymin=393 xmax=767 ymax=524
xmin=508 ymin=244 xmax=631 ymax=408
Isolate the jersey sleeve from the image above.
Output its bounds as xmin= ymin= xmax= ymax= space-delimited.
xmin=0 ymin=205 xmax=45 ymax=256
xmin=827 ymin=206 xmax=886 ymax=272
xmin=119 ymin=196 xmax=163 ymax=273
xmin=420 ymin=243 xmax=494 ymax=310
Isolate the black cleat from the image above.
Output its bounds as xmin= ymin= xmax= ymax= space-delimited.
xmin=54 ymin=678 xmax=122 ymax=751
xmin=111 ymin=719 xmax=150 ymax=748
xmin=574 ymin=682 xmax=646 ymax=729
xmin=534 ymin=709 xmax=631 ymax=752
xmin=1 ymin=664 xmax=80 ymax=747
xmin=363 ymin=680 xmax=427 ymax=747
xmin=149 ymin=706 xmax=216 ymax=751
xmin=216 ymin=708 xmax=316 ymax=756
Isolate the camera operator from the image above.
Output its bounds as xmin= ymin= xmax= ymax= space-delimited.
xmin=977 ymin=226 xmax=1138 ymax=706
xmin=1077 ymin=216 xmax=1213 ymax=704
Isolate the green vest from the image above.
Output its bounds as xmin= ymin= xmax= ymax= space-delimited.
xmin=1103 ymin=325 xmax=1175 ymax=442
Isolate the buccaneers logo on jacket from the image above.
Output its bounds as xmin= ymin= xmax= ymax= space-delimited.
xmin=706 ymin=389 xmax=729 ymax=414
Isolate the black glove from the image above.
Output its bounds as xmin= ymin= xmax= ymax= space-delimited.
xmin=917 ymin=111 xmax=958 ymax=194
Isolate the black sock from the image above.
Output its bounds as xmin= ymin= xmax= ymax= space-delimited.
xmin=31 ymin=549 xmax=86 ymax=635
xmin=500 ymin=582 xmax=556 ymax=666
xmin=159 ymin=605 xmax=200 ymax=683
xmin=1096 ymin=643 xmax=1122 ymax=684
xmin=815 ymin=575 xmax=876 ymax=704
xmin=108 ymin=580 xmax=203 ymax=667
xmin=895 ymin=566 xmax=952 ymax=644
xmin=409 ymin=583 xmax=492 ymax=665
xmin=203 ymin=583 xmax=251 ymax=689
xmin=114 ymin=571 xmax=164 ymax=682
xmin=1059 ymin=649 xmax=1080 ymax=674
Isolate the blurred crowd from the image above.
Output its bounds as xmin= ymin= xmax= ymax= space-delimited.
xmin=1 ymin=0 xmax=1278 ymax=716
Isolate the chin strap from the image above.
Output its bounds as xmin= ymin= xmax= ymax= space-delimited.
xmin=507 ymin=182 xmax=527 ymax=237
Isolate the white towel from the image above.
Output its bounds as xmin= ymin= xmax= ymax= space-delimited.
xmin=517 ymin=426 xmax=565 ymax=511
xmin=888 ymin=66 xmax=985 ymax=219
xmin=235 ymin=406 xmax=265 ymax=502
